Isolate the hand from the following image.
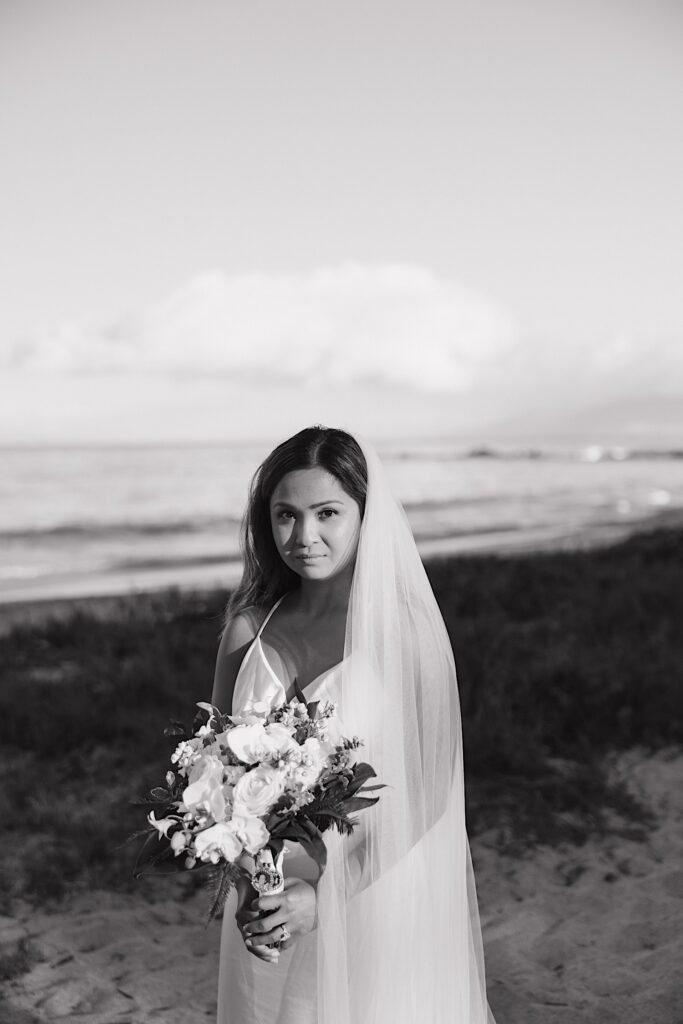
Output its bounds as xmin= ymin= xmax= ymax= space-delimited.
xmin=234 ymin=875 xmax=279 ymax=965
xmin=242 ymin=877 xmax=317 ymax=957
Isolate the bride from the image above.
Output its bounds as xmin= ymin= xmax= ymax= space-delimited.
xmin=212 ymin=426 xmax=494 ymax=1024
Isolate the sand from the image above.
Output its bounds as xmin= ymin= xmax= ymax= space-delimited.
xmin=480 ymin=748 xmax=683 ymax=1023
xmin=1 ymin=748 xmax=681 ymax=1024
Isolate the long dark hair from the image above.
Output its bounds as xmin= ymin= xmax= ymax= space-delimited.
xmin=225 ymin=426 xmax=368 ymax=623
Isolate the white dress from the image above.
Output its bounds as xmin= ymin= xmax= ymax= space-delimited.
xmin=217 ymin=596 xmax=342 ymax=1024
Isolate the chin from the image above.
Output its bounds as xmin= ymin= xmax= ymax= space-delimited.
xmin=294 ymin=562 xmax=330 ymax=577
xmin=288 ymin=556 xmax=335 ymax=578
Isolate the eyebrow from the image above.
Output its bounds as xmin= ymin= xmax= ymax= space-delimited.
xmin=272 ymin=499 xmax=345 ymax=509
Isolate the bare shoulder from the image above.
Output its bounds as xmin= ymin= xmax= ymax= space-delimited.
xmin=220 ymin=606 xmax=263 ymax=651
xmin=211 ymin=606 xmax=265 ymax=713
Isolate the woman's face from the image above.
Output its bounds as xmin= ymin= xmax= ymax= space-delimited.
xmin=270 ymin=468 xmax=362 ymax=581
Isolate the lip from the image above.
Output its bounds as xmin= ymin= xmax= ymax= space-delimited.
xmin=296 ymin=554 xmax=325 ymax=562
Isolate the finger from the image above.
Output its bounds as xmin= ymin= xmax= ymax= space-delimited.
xmin=243 ymin=910 xmax=286 ymax=939
xmin=245 ymin=939 xmax=280 ymax=963
xmin=239 ymin=909 xmax=262 ymax=925
xmin=242 ymin=929 xmax=280 ymax=960
xmin=257 ymin=894 xmax=285 ymax=913
xmin=245 ymin=922 xmax=290 ymax=947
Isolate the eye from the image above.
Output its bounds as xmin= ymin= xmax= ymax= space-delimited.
xmin=318 ymin=508 xmax=338 ymax=519
xmin=276 ymin=510 xmax=295 ymax=521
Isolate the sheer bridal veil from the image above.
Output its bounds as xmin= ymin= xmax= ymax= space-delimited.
xmin=315 ymin=436 xmax=494 ymax=1024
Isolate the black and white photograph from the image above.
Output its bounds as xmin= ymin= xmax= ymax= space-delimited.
xmin=1 ymin=2 xmax=682 ymax=1022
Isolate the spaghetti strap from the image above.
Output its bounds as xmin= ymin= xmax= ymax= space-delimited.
xmin=256 ymin=594 xmax=286 ymax=638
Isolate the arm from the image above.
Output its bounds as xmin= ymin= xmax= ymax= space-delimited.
xmin=211 ymin=609 xmax=260 ymax=715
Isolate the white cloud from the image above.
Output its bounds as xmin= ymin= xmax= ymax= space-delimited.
xmin=4 ymin=264 xmax=516 ymax=394
xmin=3 ymin=264 xmax=681 ymax=445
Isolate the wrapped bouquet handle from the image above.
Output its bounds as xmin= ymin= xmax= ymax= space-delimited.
xmin=251 ymin=846 xmax=287 ymax=949
xmin=251 ymin=846 xmax=285 ymax=898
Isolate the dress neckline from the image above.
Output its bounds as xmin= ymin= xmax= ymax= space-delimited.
xmin=255 ymin=635 xmax=345 ymax=698
xmin=252 ymin=593 xmax=346 ymax=698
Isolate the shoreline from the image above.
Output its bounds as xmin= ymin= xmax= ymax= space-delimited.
xmin=2 ymin=508 xmax=681 ymax=633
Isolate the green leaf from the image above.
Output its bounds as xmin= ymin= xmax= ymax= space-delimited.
xmin=342 ymin=795 xmax=380 ymax=813
xmin=269 ymin=819 xmax=310 ymax=843
xmin=296 ymin=819 xmax=327 ymax=874
xmin=206 ymin=861 xmax=244 ymax=924
xmin=133 ymin=831 xmax=176 ymax=878
xmin=292 ymin=677 xmax=307 ymax=705
xmin=344 ymin=764 xmax=382 ymax=799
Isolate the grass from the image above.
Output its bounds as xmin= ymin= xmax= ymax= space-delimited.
xmin=0 ymin=940 xmax=41 ymax=983
xmin=1 ymin=528 xmax=681 ymax=905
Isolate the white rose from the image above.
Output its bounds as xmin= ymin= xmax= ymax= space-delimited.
xmin=231 ymin=813 xmax=270 ymax=855
xmin=233 ymin=765 xmax=286 ymax=817
xmin=194 ymin=822 xmax=242 ymax=864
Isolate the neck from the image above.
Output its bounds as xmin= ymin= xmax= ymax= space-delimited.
xmin=294 ymin=563 xmax=354 ymax=618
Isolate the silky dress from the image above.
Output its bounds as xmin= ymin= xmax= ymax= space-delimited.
xmin=217 ymin=437 xmax=494 ymax=1024
xmin=217 ymin=596 xmax=342 ymax=1024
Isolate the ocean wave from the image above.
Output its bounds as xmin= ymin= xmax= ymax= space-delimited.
xmin=111 ymin=553 xmax=243 ymax=572
xmin=0 ymin=516 xmax=240 ymax=542
xmin=387 ymin=446 xmax=683 ymax=462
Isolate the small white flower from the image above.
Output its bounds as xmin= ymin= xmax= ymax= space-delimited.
xmin=317 ymin=700 xmax=337 ymax=720
xmin=170 ymin=831 xmax=188 ymax=855
xmin=296 ymin=737 xmax=335 ymax=785
xmin=148 ymin=812 xmax=177 ymax=838
xmin=171 ymin=740 xmax=202 ymax=771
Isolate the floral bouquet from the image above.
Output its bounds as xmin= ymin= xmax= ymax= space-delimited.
xmin=133 ymin=689 xmax=382 ymax=920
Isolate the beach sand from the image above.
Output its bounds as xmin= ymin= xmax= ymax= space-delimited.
xmin=2 ymin=748 xmax=681 ymax=1024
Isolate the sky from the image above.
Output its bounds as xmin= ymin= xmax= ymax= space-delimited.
xmin=1 ymin=0 xmax=682 ymax=445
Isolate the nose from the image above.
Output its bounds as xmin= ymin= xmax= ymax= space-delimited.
xmin=294 ymin=513 xmax=317 ymax=548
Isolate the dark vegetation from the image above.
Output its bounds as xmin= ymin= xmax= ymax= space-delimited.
xmin=1 ymin=528 xmax=681 ymax=906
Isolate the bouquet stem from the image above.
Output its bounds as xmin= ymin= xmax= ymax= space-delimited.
xmin=251 ymin=846 xmax=286 ymax=950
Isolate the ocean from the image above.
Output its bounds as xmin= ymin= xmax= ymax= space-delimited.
xmin=1 ymin=440 xmax=682 ymax=603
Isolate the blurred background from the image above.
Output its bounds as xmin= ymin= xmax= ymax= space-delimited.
xmin=1 ymin=0 xmax=682 ymax=605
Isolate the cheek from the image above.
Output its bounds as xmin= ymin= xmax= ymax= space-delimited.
xmin=336 ymin=518 xmax=361 ymax=552
xmin=271 ymin=520 xmax=291 ymax=549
